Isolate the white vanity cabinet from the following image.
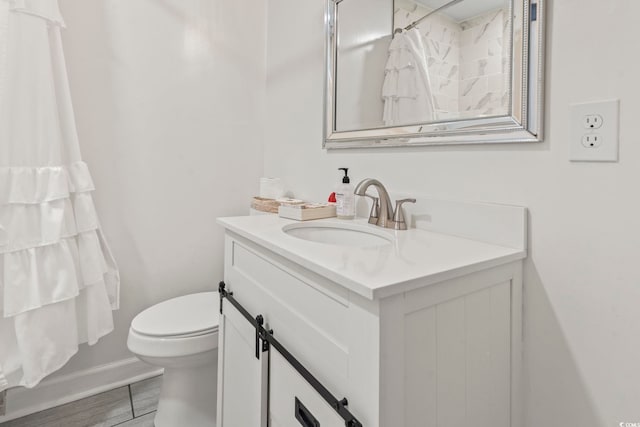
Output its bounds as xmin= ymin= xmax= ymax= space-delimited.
xmin=217 ymin=208 xmax=526 ymax=427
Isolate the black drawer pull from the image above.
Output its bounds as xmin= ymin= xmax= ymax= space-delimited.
xmin=295 ymin=397 xmax=320 ymax=427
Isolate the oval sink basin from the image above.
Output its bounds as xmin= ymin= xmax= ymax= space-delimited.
xmin=283 ymin=222 xmax=392 ymax=247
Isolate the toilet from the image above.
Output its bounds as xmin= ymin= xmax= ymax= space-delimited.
xmin=127 ymin=291 xmax=220 ymax=427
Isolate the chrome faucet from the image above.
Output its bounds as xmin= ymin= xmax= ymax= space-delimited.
xmin=354 ymin=178 xmax=415 ymax=230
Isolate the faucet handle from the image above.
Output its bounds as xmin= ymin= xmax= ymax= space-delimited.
xmin=363 ymin=193 xmax=379 ymax=224
xmin=393 ymin=198 xmax=416 ymax=230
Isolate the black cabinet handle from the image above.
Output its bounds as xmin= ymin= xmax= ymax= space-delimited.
xmin=295 ymin=397 xmax=320 ymax=427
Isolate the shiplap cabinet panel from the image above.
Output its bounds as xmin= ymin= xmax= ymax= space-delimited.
xmin=405 ymin=306 xmax=437 ymax=427
xmin=404 ymin=282 xmax=512 ymax=427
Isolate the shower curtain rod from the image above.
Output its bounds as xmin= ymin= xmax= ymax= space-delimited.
xmin=335 ymin=0 xmax=464 ymax=32
xmin=402 ymin=0 xmax=465 ymax=31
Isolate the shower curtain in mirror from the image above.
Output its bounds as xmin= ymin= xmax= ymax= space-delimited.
xmin=0 ymin=0 xmax=120 ymax=391
xmin=382 ymin=28 xmax=436 ymax=126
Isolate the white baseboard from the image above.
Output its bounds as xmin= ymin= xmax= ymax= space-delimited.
xmin=0 ymin=357 xmax=163 ymax=423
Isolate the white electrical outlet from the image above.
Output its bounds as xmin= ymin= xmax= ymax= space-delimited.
xmin=570 ymin=100 xmax=619 ymax=162
xmin=583 ymin=114 xmax=603 ymax=129
xmin=581 ymin=134 xmax=602 ymax=148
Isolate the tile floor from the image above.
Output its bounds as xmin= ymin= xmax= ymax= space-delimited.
xmin=0 ymin=376 xmax=162 ymax=427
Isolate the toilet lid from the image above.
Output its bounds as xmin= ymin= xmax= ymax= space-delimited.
xmin=131 ymin=292 xmax=220 ymax=338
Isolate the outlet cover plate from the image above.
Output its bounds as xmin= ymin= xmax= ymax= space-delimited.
xmin=569 ymin=100 xmax=619 ymax=162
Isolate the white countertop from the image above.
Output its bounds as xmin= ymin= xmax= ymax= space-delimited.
xmin=217 ymin=215 xmax=526 ymax=300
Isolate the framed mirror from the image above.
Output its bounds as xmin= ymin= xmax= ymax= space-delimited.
xmin=324 ymin=0 xmax=545 ymax=149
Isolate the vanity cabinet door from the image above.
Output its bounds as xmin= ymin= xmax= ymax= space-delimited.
xmin=270 ymin=351 xmax=346 ymax=427
xmin=217 ymin=301 xmax=268 ymax=427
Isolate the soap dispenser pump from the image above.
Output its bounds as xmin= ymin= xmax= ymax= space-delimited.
xmin=336 ymin=168 xmax=355 ymax=219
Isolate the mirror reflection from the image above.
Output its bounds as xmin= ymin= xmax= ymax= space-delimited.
xmin=335 ymin=0 xmax=512 ymax=132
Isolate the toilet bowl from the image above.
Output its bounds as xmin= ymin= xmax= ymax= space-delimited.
xmin=127 ymin=291 xmax=220 ymax=427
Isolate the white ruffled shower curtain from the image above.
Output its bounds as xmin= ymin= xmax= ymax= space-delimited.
xmin=0 ymin=0 xmax=119 ymax=391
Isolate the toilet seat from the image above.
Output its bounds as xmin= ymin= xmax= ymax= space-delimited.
xmin=131 ymin=292 xmax=220 ymax=338
xmin=127 ymin=291 xmax=220 ymax=358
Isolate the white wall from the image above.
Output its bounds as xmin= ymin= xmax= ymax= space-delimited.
xmin=265 ymin=0 xmax=640 ymax=426
xmin=52 ymin=0 xmax=266 ymax=376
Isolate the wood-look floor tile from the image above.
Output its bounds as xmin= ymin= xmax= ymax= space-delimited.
xmin=112 ymin=411 xmax=155 ymax=427
xmin=130 ymin=376 xmax=162 ymax=417
xmin=0 ymin=386 xmax=133 ymax=427
xmin=0 ymin=390 xmax=6 ymax=417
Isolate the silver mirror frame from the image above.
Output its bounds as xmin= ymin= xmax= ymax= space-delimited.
xmin=323 ymin=0 xmax=545 ymax=149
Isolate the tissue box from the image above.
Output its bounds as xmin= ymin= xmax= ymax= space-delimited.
xmin=278 ymin=203 xmax=337 ymax=221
